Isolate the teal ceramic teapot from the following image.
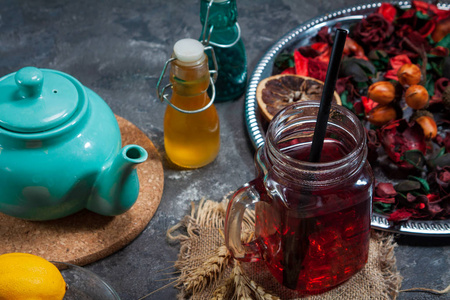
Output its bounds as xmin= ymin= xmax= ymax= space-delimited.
xmin=0 ymin=67 xmax=148 ymax=220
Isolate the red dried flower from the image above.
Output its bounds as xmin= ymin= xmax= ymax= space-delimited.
xmin=388 ymin=208 xmax=414 ymax=222
xmin=294 ymin=50 xmax=309 ymax=77
xmin=387 ymin=191 xmax=447 ymax=222
xmin=430 ymin=77 xmax=450 ymax=104
xmin=428 ymin=166 xmax=450 ymax=194
xmin=376 ymin=3 xmax=397 ymax=23
xmin=435 ymin=133 xmax=450 ymax=153
xmin=412 ymin=1 xmax=450 ymax=21
xmin=400 ymin=2 xmax=438 ymax=38
xmin=335 ymin=76 xmax=353 ymax=95
xmin=293 ymin=50 xmax=328 ymax=82
xmin=315 ymin=26 xmax=333 ymax=44
xmin=367 ymin=128 xmax=380 ymax=162
xmin=440 ymin=172 xmax=450 ymax=184
xmin=306 ymin=59 xmax=328 ymax=82
xmin=413 ymin=1 xmax=439 ymax=15
xmin=374 ymin=182 xmax=397 ymax=204
xmin=429 ymin=46 xmax=450 ymax=57
xmin=361 ymin=96 xmax=378 ymax=114
xmin=384 ymin=54 xmax=412 ymax=81
xmin=404 ymin=193 xmax=445 ymax=219
xmin=281 ymin=67 xmax=295 ymax=75
xmin=306 ymin=42 xmax=331 ymax=64
xmin=377 ymin=119 xmax=427 ymax=169
xmin=418 ymin=19 xmax=437 ymax=38
xmin=352 ymin=13 xmax=394 ymax=51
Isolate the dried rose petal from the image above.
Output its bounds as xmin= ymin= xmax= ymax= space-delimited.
xmin=367 ymin=129 xmax=380 ymax=147
xmin=418 ymin=19 xmax=437 ymax=38
xmin=428 ymin=166 xmax=450 ymax=194
xmin=436 ymin=132 xmax=450 ymax=153
xmin=404 ymin=31 xmax=432 ymax=53
xmin=374 ymin=182 xmax=397 ymax=204
xmin=399 ymin=193 xmax=447 ymax=219
xmin=366 ymin=129 xmax=380 ymax=162
xmin=429 ymin=46 xmax=449 ymax=57
xmin=384 ymin=54 xmax=412 ymax=81
xmin=412 ymin=0 xmax=450 ymax=21
xmin=399 ymin=7 xmax=416 ymax=20
xmin=307 ymin=59 xmax=328 ymax=82
xmin=281 ymin=67 xmax=296 ymax=75
xmin=439 ymin=170 xmax=450 ymax=184
xmin=376 ymin=3 xmax=397 ymax=23
xmin=376 ymin=182 xmax=397 ymax=198
xmin=310 ymin=42 xmax=331 ymax=63
xmin=377 ymin=119 xmax=427 ymax=169
xmin=388 ymin=208 xmax=414 ymax=222
xmin=400 ymin=2 xmax=438 ymax=38
xmin=351 ymin=13 xmax=394 ymax=51
xmin=294 ymin=50 xmax=328 ymax=82
xmin=361 ymin=96 xmax=378 ymax=114
xmin=335 ymin=76 xmax=354 ymax=95
xmin=374 ymin=196 xmax=396 ymax=204
xmin=430 ymin=77 xmax=450 ymax=104
xmin=315 ymin=26 xmax=332 ymax=44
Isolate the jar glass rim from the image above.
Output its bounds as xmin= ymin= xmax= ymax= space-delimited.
xmin=265 ymin=100 xmax=366 ymax=171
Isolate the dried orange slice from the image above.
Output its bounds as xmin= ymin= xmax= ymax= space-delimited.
xmin=256 ymin=74 xmax=342 ymax=121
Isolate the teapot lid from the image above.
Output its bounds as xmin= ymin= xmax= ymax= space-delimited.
xmin=0 ymin=67 xmax=80 ymax=133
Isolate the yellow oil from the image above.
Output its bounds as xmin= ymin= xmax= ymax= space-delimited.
xmin=164 ymin=56 xmax=220 ymax=168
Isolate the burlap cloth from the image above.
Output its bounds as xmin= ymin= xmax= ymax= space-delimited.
xmin=167 ymin=196 xmax=403 ymax=300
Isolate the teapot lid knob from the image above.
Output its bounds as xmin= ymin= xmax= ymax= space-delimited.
xmin=15 ymin=67 xmax=44 ymax=99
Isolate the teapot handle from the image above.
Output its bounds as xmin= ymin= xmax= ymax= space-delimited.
xmin=225 ymin=178 xmax=265 ymax=262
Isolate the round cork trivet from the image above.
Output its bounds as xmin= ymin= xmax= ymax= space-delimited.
xmin=0 ymin=115 xmax=164 ymax=266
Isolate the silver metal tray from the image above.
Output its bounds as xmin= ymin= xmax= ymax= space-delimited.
xmin=244 ymin=1 xmax=450 ymax=236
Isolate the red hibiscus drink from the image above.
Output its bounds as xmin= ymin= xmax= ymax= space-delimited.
xmin=225 ymin=101 xmax=374 ymax=293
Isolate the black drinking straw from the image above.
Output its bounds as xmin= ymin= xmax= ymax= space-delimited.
xmin=309 ymin=29 xmax=348 ymax=163
xmin=281 ymin=29 xmax=349 ymax=290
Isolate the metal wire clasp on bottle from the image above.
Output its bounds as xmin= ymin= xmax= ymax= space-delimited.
xmin=200 ymin=0 xmax=241 ymax=48
xmin=156 ymin=46 xmax=218 ymax=114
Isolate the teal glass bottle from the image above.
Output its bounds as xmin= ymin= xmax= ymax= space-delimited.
xmin=200 ymin=0 xmax=247 ymax=102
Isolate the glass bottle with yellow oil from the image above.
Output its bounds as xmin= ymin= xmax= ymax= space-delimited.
xmin=157 ymin=38 xmax=220 ymax=168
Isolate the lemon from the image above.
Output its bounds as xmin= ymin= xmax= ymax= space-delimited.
xmin=0 ymin=253 xmax=66 ymax=300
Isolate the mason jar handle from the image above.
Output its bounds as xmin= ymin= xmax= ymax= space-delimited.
xmin=225 ymin=178 xmax=265 ymax=262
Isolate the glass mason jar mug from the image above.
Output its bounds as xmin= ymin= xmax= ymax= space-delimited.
xmin=225 ymin=101 xmax=374 ymax=293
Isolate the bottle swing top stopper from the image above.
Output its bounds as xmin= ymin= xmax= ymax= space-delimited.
xmin=173 ymin=38 xmax=205 ymax=63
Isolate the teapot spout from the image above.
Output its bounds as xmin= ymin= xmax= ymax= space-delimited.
xmin=87 ymin=144 xmax=148 ymax=216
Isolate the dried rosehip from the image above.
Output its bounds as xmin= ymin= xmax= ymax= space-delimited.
xmin=443 ymin=85 xmax=450 ymax=110
xmin=415 ymin=116 xmax=438 ymax=139
xmin=411 ymin=109 xmax=434 ymax=120
xmin=397 ymin=64 xmax=422 ymax=86
xmin=367 ymin=105 xmax=397 ymax=127
xmin=367 ymin=81 xmax=396 ymax=105
xmin=405 ymin=85 xmax=429 ymax=110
